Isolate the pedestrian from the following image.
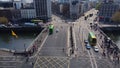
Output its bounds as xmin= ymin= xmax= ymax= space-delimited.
xmin=29 ymin=51 xmax=32 ymax=56
xmin=102 ymin=51 xmax=106 ymax=57
xmin=62 ymin=48 xmax=64 ymax=52
xmin=26 ymin=57 xmax=29 ymax=62
xmin=116 ymin=55 xmax=119 ymax=64
xmin=100 ymin=35 xmax=102 ymax=39
xmin=32 ymin=62 xmax=34 ymax=66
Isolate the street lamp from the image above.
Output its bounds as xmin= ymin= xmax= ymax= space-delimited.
xmin=24 ymin=43 xmax=26 ymax=52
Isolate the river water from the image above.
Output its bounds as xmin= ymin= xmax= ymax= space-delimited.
xmin=0 ymin=32 xmax=39 ymax=51
xmin=105 ymin=32 xmax=120 ymax=48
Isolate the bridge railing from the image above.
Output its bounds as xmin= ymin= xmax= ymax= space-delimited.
xmin=26 ymin=27 xmax=48 ymax=53
xmin=93 ymin=23 xmax=120 ymax=60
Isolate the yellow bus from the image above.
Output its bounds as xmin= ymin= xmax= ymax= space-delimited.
xmin=31 ymin=19 xmax=43 ymax=23
xmin=88 ymin=32 xmax=97 ymax=46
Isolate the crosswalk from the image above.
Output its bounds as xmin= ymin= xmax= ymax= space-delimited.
xmin=34 ymin=56 xmax=69 ymax=68
xmin=0 ymin=56 xmax=24 ymax=68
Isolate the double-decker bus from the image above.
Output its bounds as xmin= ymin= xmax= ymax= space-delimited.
xmin=88 ymin=32 xmax=97 ymax=46
xmin=49 ymin=24 xmax=54 ymax=35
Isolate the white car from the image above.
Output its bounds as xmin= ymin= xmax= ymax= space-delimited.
xmin=94 ymin=46 xmax=99 ymax=52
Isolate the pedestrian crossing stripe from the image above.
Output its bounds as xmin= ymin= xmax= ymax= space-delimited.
xmin=34 ymin=56 xmax=69 ymax=68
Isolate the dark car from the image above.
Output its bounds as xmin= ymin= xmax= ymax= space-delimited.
xmin=84 ymin=40 xmax=91 ymax=49
xmin=84 ymin=40 xmax=88 ymax=44
xmin=86 ymin=44 xmax=91 ymax=49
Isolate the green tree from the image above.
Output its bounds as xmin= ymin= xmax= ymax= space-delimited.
xmin=0 ymin=17 xmax=9 ymax=24
xmin=111 ymin=11 xmax=120 ymax=23
xmin=95 ymin=3 xmax=101 ymax=10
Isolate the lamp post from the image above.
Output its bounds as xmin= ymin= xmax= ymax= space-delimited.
xmin=24 ymin=43 xmax=26 ymax=52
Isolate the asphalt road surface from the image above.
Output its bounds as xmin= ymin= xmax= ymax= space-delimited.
xmin=34 ymin=9 xmax=119 ymax=68
xmin=70 ymin=9 xmax=114 ymax=68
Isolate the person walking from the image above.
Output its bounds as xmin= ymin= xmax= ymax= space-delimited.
xmin=26 ymin=56 xmax=29 ymax=63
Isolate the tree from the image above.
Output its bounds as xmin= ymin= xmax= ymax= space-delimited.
xmin=0 ymin=17 xmax=9 ymax=24
xmin=95 ymin=3 xmax=101 ymax=10
xmin=111 ymin=11 xmax=120 ymax=23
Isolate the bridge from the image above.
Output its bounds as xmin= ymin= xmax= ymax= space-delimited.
xmin=33 ymin=9 xmax=120 ymax=68
xmin=0 ymin=9 xmax=120 ymax=68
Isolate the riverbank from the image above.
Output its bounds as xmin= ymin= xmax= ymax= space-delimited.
xmin=0 ymin=26 xmax=44 ymax=33
xmin=0 ymin=49 xmax=13 ymax=56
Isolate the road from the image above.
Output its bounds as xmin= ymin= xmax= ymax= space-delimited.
xmin=70 ymin=9 xmax=114 ymax=68
xmin=34 ymin=15 xmax=70 ymax=68
xmin=34 ymin=9 xmax=119 ymax=68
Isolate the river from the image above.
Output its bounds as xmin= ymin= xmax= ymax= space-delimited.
xmin=105 ymin=31 xmax=120 ymax=48
xmin=0 ymin=32 xmax=39 ymax=51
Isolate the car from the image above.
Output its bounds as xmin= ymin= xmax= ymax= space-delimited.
xmin=86 ymin=44 xmax=91 ymax=49
xmin=84 ymin=40 xmax=91 ymax=49
xmin=84 ymin=40 xmax=88 ymax=44
xmin=56 ymin=29 xmax=59 ymax=33
xmin=94 ymin=46 xmax=99 ymax=52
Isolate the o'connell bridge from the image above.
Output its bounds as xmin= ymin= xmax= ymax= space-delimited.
xmin=0 ymin=9 xmax=120 ymax=68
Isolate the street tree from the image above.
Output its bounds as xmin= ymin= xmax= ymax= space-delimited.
xmin=111 ymin=11 xmax=120 ymax=23
xmin=0 ymin=17 xmax=9 ymax=24
xmin=95 ymin=3 xmax=101 ymax=10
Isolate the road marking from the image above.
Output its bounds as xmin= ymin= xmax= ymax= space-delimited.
xmin=90 ymin=50 xmax=98 ymax=68
xmin=34 ymin=56 xmax=69 ymax=68
xmin=68 ymin=58 xmax=70 ymax=68
xmin=87 ymin=51 xmax=94 ymax=68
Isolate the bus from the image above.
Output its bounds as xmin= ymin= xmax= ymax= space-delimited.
xmin=88 ymin=32 xmax=97 ymax=46
xmin=49 ymin=24 xmax=54 ymax=35
xmin=31 ymin=19 xmax=43 ymax=23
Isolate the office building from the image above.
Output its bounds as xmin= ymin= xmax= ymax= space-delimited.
xmin=34 ymin=0 xmax=52 ymax=20
xmin=21 ymin=9 xmax=36 ymax=19
xmin=98 ymin=2 xmax=119 ymax=22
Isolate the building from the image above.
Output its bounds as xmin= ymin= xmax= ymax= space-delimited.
xmin=0 ymin=1 xmax=13 ymax=8
xmin=34 ymin=0 xmax=52 ymax=21
xmin=58 ymin=0 xmax=69 ymax=3
xmin=98 ymin=2 xmax=119 ymax=22
xmin=13 ymin=0 xmax=22 ymax=9
xmin=21 ymin=8 xmax=36 ymax=19
xmin=69 ymin=0 xmax=90 ymax=19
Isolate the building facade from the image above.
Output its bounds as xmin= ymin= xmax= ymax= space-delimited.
xmin=34 ymin=0 xmax=52 ymax=20
xmin=58 ymin=0 xmax=69 ymax=3
xmin=69 ymin=0 xmax=80 ymax=19
xmin=98 ymin=2 xmax=119 ymax=22
xmin=0 ymin=1 xmax=13 ymax=8
xmin=21 ymin=9 xmax=36 ymax=19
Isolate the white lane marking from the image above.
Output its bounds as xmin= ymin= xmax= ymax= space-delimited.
xmin=90 ymin=50 xmax=98 ymax=68
xmin=87 ymin=51 xmax=94 ymax=68
xmin=68 ymin=58 xmax=70 ymax=68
